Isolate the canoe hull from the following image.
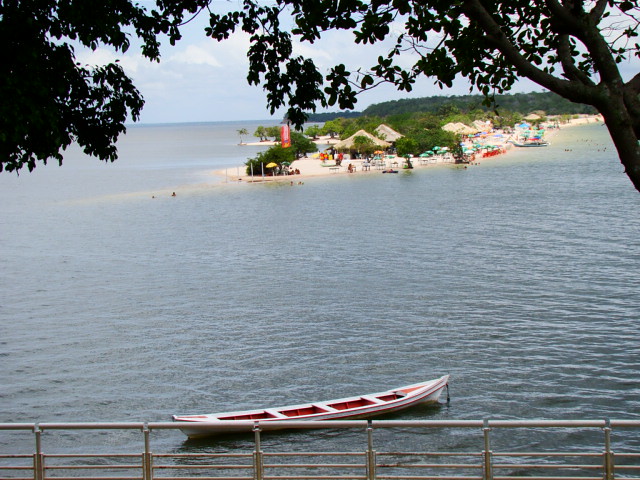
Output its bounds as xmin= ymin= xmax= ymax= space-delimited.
xmin=173 ymin=375 xmax=449 ymax=438
xmin=510 ymin=141 xmax=549 ymax=147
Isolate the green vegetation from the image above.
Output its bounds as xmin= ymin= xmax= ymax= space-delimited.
xmin=245 ymin=131 xmax=317 ymax=175
xmin=308 ymin=92 xmax=596 ymax=122
xmin=5 ymin=1 xmax=637 ymax=189
xmin=197 ymin=0 xmax=639 ymax=191
xmin=362 ymin=92 xmax=596 ymax=118
xmin=237 ymin=128 xmax=249 ymax=144
xmin=250 ymin=93 xmax=573 ymax=161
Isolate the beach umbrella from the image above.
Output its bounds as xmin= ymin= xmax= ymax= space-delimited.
xmin=266 ymin=162 xmax=278 ymax=168
xmin=281 ymin=161 xmax=291 ymax=166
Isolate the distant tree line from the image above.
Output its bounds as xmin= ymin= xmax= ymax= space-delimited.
xmin=246 ymin=94 xmax=587 ymax=166
xmin=307 ymin=91 xmax=596 ymax=122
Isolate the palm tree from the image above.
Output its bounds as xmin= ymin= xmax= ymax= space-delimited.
xmin=237 ymin=128 xmax=249 ymax=144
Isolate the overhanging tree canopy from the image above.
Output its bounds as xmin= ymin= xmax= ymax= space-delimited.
xmin=206 ymin=0 xmax=640 ymax=191
xmin=2 ymin=0 xmax=639 ymax=192
xmin=0 ymin=0 xmax=205 ymax=173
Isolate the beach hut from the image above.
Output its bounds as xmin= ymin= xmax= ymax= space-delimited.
xmin=374 ymin=124 xmax=404 ymax=142
xmin=442 ymin=122 xmax=476 ymax=135
xmin=471 ymin=120 xmax=492 ymax=132
xmin=334 ymin=130 xmax=391 ymax=151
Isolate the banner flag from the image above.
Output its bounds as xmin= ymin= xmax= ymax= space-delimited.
xmin=281 ymin=125 xmax=291 ymax=148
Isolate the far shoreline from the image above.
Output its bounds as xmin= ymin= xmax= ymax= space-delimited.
xmin=213 ymin=115 xmax=603 ymax=186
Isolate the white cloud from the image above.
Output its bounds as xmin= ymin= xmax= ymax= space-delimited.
xmin=169 ymin=44 xmax=222 ymax=67
xmin=75 ymin=47 xmax=144 ymax=74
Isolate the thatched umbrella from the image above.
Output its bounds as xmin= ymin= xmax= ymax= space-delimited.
xmin=334 ymin=130 xmax=391 ymax=151
xmin=442 ymin=122 xmax=476 ymax=135
xmin=374 ymin=124 xmax=404 ymax=142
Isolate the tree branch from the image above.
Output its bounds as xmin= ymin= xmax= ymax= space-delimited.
xmin=544 ymin=0 xmax=584 ymax=33
xmin=623 ymin=73 xmax=640 ymax=137
xmin=589 ymin=0 xmax=609 ymax=23
xmin=460 ymin=0 xmax=595 ymax=103
xmin=557 ymin=34 xmax=595 ymax=86
xmin=627 ymin=72 xmax=640 ymax=94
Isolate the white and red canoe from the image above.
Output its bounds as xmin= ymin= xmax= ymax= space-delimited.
xmin=173 ymin=375 xmax=450 ymax=438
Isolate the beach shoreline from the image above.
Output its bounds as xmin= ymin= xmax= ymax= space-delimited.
xmin=214 ymin=115 xmax=603 ymax=185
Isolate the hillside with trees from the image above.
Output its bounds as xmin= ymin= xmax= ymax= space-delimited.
xmin=251 ymin=92 xmax=588 ymax=168
xmin=307 ymin=92 xmax=595 ymax=122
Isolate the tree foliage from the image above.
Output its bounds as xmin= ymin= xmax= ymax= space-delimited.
xmin=199 ymin=0 xmax=640 ymax=191
xmin=245 ymin=145 xmax=293 ymax=175
xmin=360 ymin=92 xmax=597 ymax=118
xmin=0 ymin=0 xmax=210 ymax=173
xmin=290 ymin=130 xmax=318 ymax=157
xmin=4 ymin=0 xmax=640 ymax=191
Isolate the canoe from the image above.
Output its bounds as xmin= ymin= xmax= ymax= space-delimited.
xmin=510 ymin=140 xmax=549 ymax=147
xmin=173 ymin=375 xmax=450 ymax=438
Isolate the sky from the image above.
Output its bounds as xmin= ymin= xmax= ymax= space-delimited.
xmin=75 ymin=1 xmax=637 ymax=125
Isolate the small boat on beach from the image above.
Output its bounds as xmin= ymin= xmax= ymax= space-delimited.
xmin=509 ymin=140 xmax=549 ymax=147
xmin=173 ymin=375 xmax=450 ymax=438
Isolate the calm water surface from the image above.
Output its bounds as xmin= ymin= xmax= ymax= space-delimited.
xmin=1 ymin=121 xmax=639 ymax=454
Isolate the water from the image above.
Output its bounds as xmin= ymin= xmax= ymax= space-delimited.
xmin=1 ymin=121 xmax=639 ymax=455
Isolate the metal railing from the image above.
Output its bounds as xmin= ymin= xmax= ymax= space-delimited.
xmin=1 ymin=420 xmax=639 ymax=480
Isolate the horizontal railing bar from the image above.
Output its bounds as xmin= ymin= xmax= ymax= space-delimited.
xmin=492 ymin=464 xmax=602 ymax=469
xmin=488 ymin=420 xmax=606 ymax=428
xmin=153 ymin=465 xmax=253 ymax=468
xmin=154 ymin=454 xmax=252 ymax=459
xmin=264 ymin=453 xmax=365 ymax=457
xmin=39 ymin=423 xmax=147 ymax=431
xmin=379 ymin=453 xmax=482 ymax=457
xmin=376 ymin=475 xmax=480 ymax=480
xmin=493 ymin=452 xmax=601 ymax=457
xmin=264 ymin=464 xmax=364 ymax=468
xmin=493 ymin=477 xmax=601 ymax=480
xmin=263 ymin=476 xmax=366 ymax=480
xmin=377 ymin=464 xmax=481 ymax=469
xmin=1 ymin=419 xmax=639 ymax=431
xmin=42 ymin=477 xmax=141 ymax=480
xmin=0 ymin=424 xmax=37 ymax=431
xmin=155 ymin=477 xmax=252 ymax=480
xmin=44 ymin=465 xmax=141 ymax=470
xmin=45 ymin=454 xmax=141 ymax=458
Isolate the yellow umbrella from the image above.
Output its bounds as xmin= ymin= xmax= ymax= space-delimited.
xmin=266 ymin=162 xmax=278 ymax=168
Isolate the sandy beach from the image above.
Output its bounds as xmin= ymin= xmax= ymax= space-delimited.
xmin=215 ymin=115 xmax=603 ymax=184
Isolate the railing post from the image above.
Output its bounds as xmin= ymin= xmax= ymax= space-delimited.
xmin=482 ymin=420 xmax=493 ymax=480
xmin=603 ymin=419 xmax=614 ymax=480
xmin=33 ymin=425 xmax=44 ymax=480
xmin=253 ymin=424 xmax=264 ymax=480
xmin=366 ymin=421 xmax=377 ymax=480
xmin=143 ymin=424 xmax=153 ymax=480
